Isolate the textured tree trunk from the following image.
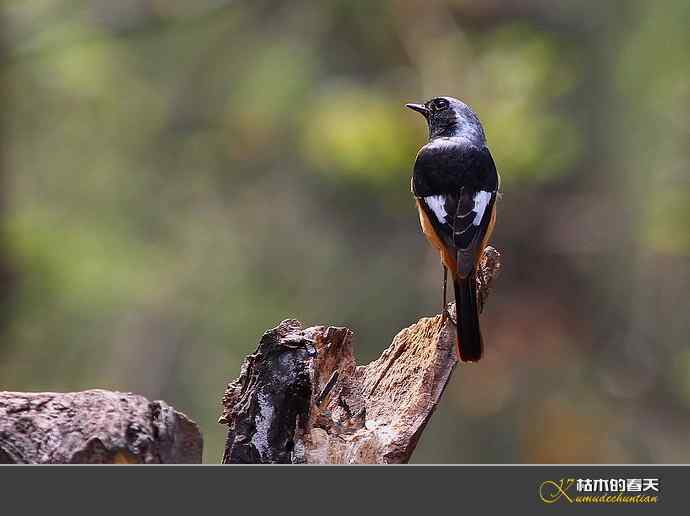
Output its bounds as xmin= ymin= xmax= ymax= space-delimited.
xmin=0 ymin=389 xmax=203 ymax=464
xmin=219 ymin=247 xmax=501 ymax=464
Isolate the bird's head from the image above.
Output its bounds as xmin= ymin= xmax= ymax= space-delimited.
xmin=406 ymin=96 xmax=485 ymax=143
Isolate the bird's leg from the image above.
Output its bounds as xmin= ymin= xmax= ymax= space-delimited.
xmin=442 ymin=265 xmax=447 ymax=308
xmin=440 ymin=265 xmax=455 ymax=324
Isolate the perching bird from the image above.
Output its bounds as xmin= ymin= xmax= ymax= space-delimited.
xmin=406 ymin=96 xmax=499 ymax=362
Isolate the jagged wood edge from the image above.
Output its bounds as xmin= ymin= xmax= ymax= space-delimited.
xmin=219 ymin=246 xmax=501 ymax=464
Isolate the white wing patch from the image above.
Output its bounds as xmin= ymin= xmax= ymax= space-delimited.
xmin=424 ymin=195 xmax=447 ymax=224
xmin=472 ymin=191 xmax=492 ymax=225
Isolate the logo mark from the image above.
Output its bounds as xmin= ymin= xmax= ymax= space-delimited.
xmin=539 ymin=478 xmax=575 ymax=504
xmin=539 ymin=476 xmax=660 ymax=504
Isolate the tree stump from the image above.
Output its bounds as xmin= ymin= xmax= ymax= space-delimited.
xmin=0 ymin=389 xmax=202 ymax=464
xmin=219 ymin=246 xmax=501 ymax=464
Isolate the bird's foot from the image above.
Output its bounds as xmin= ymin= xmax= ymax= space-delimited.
xmin=441 ymin=305 xmax=457 ymax=326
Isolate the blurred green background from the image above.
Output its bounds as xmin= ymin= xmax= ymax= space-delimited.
xmin=1 ymin=0 xmax=689 ymax=463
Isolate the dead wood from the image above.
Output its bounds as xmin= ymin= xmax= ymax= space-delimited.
xmin=0 ymin=389 xmax=202 ymax=464
xmin=219 ymin=246 xmax=501 ymax=463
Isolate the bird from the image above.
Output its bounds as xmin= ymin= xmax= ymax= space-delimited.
xmin=406 ymin=96 xmax=499 ymax=362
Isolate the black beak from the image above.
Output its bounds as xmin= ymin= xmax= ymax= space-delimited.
xmin=405 ymin=103 xmax=429 ymax=117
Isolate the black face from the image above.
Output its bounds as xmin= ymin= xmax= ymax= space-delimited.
xmin=425 ymin=97 xmax=449 ymax=114
xmin=406 ymin=96 xmax=486 ymax=141
xmin=406 ymin=97 xmax=459 ymax=138
xmin=405 ymin=97 xmax=450 ymax=119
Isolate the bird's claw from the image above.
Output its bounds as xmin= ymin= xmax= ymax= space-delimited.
xmin=441 ymin=305 xmax=457 ymax=326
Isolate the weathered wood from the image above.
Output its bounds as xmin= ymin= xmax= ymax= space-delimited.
xmin=219 ymin=246 xmax=501 ymax=464
xmin=0 ymin=389 xmax=202 ymax=464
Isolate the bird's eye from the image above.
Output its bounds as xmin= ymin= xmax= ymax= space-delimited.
xmin=429 ymin=99 xmax=449 ymax=112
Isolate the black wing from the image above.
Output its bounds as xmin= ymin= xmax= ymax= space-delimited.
xmin=412 ymin=140 xmax=499 ymax=277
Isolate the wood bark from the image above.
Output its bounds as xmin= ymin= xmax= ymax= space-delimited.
xmin=219 ymin=246 xmax=501 ymax=464
xmin=0 ymin=389 xmax=202 ymax=464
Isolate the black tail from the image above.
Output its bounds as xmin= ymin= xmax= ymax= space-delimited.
xmin=453 ymin=276 xmax=483 ymax=362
